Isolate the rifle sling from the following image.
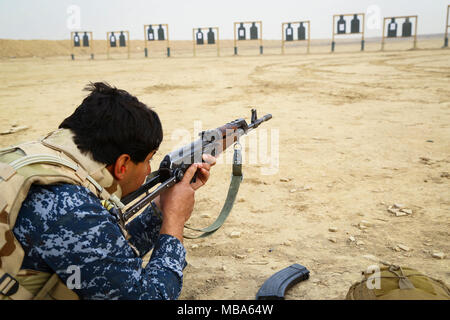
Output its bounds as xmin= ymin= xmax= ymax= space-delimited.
xmin=183 ymin=146 xmax=243 ymax=239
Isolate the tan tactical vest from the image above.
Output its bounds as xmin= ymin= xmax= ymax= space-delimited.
xmin=0 ymin=129 xmax=125 ymax=300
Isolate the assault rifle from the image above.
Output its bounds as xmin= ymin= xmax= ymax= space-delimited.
xmin=117 ymin=109 xmax=272 ymax=237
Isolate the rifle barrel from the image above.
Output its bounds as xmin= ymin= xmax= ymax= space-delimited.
xmin=249 ymin=113 xmax=272 ymax=130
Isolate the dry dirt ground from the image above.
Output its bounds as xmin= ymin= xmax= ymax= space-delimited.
xmin=0 ymin=36 xmax=449 ymax=299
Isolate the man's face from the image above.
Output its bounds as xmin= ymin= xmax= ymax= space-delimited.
xmin=119 ymin=150 xmax=156 ymax=197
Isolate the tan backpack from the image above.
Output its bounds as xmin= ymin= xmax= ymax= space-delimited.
xmin=0 ymin=129 xmax=125 ymax=300
xmin=346 ymin=264 xmax=450 ymax=300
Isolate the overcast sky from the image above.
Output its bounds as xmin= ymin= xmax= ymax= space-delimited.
xmin=0 ymin=0 xmax=448 ymax=40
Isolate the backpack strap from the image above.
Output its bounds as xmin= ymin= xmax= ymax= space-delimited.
xmin=388 ymin=265 xmax=416 ymax=290
xmin=0 ymin=162 xmax=16 ymax=182
xmin=33 ymin=273 xmax=78 ymax=300
xmin=1 ymin=268 xmax=79 ymax=300
xmin=0 ymin=268 xmax=34 ymax=300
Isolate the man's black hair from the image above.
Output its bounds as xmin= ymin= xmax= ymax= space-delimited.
xmin=59 ymin=82 xmax=163 ymax=165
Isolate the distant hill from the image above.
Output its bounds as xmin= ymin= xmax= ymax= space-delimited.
xmin=0 ymin=34 xmax=445 ymax=59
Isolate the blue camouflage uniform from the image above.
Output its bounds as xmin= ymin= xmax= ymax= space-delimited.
xmin=13 ymin=183 xmax=187 ymax=300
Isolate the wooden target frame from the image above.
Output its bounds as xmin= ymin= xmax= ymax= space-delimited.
xmin=233 ymin=21 xmax=263 ymax=55
xmin=70 ymin=31 xmax=94 ymax=60
xmin=331 ymin=13 xmax=365 ymax=52
xmin=381 ymin=15 xmax=418 ymax=51
xmin=444 ymin=5 xmax=450 ymax=47
xmin=281 ymin=21 xmax=311 ymax=54
xmin=144 ymin=24 xmax=170 ymax=57
xmin=192 ymin=27 xmax=220 ymax=57
xmin=106 ymin=31 xmax=130 ymax=59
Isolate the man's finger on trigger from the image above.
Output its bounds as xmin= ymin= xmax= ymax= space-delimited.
xmin=181 ymin=164 xmax=198 ymax=184
xmin=199 ymin=162 xmax=211 ymax=171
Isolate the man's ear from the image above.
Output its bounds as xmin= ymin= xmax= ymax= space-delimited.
xmin=107 ymin=154 xmax=131 ymax=180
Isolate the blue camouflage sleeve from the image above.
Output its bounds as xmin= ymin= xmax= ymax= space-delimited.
xmin=13 ymin=184 xmax=186 ymax=300
xmin=125 ymin=202 xmax=163 ymax=257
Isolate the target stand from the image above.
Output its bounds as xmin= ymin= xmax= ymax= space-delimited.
xmin=233 ymin=21 xmax=263 ymax=55
xmin=192 ymin=27 xmax=220 ymax=57
xmin=444 ymin=5 xmax=450 ymax=48
xmin=144 ymin=24 xmax=170 ymax=57
xmin=107 ymin=31 xmax=130 ymax=59
xmin=331 ymin=13 xmax=365 ymax=52
xmin=381 ymin=16 xmax=418 ymax=51
xmin=281 ymin=21 xmax=311 ymax=54
xmin=70 ymin=31 xmax=94 ymax=60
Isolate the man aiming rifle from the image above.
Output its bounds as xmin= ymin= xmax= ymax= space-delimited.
xmin=0 ymin=82 xmax=271 ymax=300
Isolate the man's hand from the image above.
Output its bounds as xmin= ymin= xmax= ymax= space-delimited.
xmin=159 ymin=164 xmax=197 ymax=243
xmin=158 ymin=154 xmax=216 ymax=243
xmin=191 ymin=154 xmax=216 ymax=190
xmin=153 ymin=154 xmax=216 ymax=209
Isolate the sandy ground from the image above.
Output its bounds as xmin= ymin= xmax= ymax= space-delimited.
xmin=0 ymin=36 xmax=449 ymax=300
